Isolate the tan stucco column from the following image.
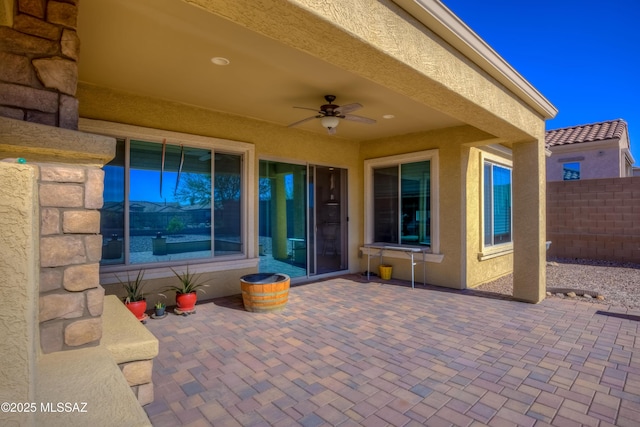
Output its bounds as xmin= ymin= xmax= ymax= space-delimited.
xmin=0 ymin=162 xmax=38 ymax=426
xmin=512 ymin=139 xmax=546 ymax=303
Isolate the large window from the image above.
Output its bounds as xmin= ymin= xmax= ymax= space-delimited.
xmin=372 ymin=160 xmax=431 ymax=247
xmin=483 ymin=162 xmax=512 ymax=247
xmin=100 ymin=138 xmax=243 ymax=266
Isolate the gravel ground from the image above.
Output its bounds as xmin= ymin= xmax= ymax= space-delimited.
xmin=476 ymin=257 xmax=640 ymax=310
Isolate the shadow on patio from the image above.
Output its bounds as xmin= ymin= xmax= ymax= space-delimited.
xmin=144 ymin=275 xmax=640 ymax=426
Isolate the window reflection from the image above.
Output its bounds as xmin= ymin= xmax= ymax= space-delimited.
xmin=214 ymin=153 xmax=242 ymax=255
xmin=100 ymin=139 xmax=244 ymax=266
xmin=258 ymin=160 xmax=307 ymax=278
xmin=100 ymin=139 xmax=125 ymax=264
xmin=563 ymin=162 xmax=580 ymax=180
xmin=129 ymin=140 xmax=212 ymax=264
xmin=484 ymin=162 xmax=512 ymax=246
xmin=373 ymin=166 xmax=398 ymax=243
xmin=400 ymin=161 xmax=430 ymax=246
xmin=373 ymin=161 xmax=431 ymax=246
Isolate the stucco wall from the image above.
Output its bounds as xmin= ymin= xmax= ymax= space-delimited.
xmin=0 ymin=161 xmax=38 ymax=426
xmin=358 ymin=126 xmax=515 ymax=289
xmin=547 ymin=142 xmax=624 ymax=181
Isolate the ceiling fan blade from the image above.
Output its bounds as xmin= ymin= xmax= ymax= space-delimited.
xmin=288 ymin=115 xmax=320 ymax=128
xmin=293 ymin=106 xmax=322 ymax=113
xmin=335 ymin=103 xmax=362 ymax=114
xmin=342 ymin=114 xmax=376 ymax=124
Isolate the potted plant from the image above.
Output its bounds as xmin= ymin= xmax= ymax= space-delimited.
xmin=154 ymin=300 xmax=166 ymax=317
xmin=116 ymin=270 xmax=147 ymax=321
xmin=163 ymin=265 xmax=209 ymax=314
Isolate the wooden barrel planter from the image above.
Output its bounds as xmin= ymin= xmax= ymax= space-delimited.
xmin=240 ymin=273 xmax=290 ymax=313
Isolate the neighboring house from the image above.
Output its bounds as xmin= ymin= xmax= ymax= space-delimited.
xmin=546 ymin=119 xmax=634 ymax=181
xmin=1 ymin=2 xmax=557 ymax=419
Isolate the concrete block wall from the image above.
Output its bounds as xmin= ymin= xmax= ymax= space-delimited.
xmin=38 ymin=163 xmax=106 ymax=353
xmin=547 ymin=176 xmax=640 ymax=263
xmin=0 ymin=0 xmax=80 ymax=129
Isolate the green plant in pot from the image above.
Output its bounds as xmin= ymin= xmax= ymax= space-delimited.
xmin=154 ymin=300 xmax=166 ymax=317
xmin=163 ymin=265 xmax=209 ymax=314
xmin=116 ymin=270 xmax=147 ymax=321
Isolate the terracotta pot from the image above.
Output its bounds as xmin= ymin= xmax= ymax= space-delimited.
xmin=176 ymin=292 xmax=197 ymax=311
xmin=125 ymin=300 xmax=147 ymax=320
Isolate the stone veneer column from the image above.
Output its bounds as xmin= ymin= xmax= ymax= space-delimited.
xmin=0 ymin=0 xmax=80 ymax=129
xmin=1 ymin=117 xmax=116 ymax=355
xmin=39 ymin=163 xmax=106 ymax=352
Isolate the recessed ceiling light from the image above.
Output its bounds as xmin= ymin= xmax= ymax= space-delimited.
xmin=211 ymin=57 xmax=230 ymax=66
xmin=383 ymin=114 xmax=395 ymax=119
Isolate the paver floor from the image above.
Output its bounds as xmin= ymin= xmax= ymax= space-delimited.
xmin=144 ymin=275 xmax=640 ymax=426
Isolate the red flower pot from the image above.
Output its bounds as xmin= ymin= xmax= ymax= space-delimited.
xmin=125 ymin=300 xmax=147 ymax=321
xmin=176 ymin=292 xmax=197 ymax=311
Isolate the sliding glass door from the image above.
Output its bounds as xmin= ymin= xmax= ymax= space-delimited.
xmin=258 ymin=161 xmax=347 ymax=279
xmin=259 ymin=161 xmax=307 ymax=278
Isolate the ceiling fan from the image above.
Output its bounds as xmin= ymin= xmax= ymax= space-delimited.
xmin=288 ymin=95 xmax=376 ymax=135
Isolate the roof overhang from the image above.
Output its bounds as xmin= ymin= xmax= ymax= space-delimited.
xmin=394 ymin=0 xmax=557 ymax=119
xmin=77 ymin=0 xmax=556 ymax=142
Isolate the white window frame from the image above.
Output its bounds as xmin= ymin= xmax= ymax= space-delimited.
xmin=480 ymin=150 xmax=513 ymax=260
xmin=363 ymin=150 xmax=440 ymax=259
xmin=79 ymin=119 xmax=257 ymax=282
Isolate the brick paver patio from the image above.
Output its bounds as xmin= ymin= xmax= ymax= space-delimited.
xmin=144 ymin=275 xmax=640 ymax=426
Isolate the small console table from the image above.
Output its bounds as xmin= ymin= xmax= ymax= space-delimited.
xmin=363 ymin=244 xmax=429 ymax=289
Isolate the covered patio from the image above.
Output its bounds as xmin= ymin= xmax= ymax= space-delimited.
xmin=145 ymin=276 xmax=640 ymax=426
xmin=1 ymin=1 xmax=561 ymax=424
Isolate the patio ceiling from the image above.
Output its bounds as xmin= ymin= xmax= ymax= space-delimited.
xmin=77 ymin=0 xmax=465 ymax=141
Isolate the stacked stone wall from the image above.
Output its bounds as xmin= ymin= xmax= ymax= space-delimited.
xmin=0 ymin=0 xmax=79 ymax=129
xmin=38 ymin=163 xmax=105 ymax=353
xmin=121 ymin=360 xmax=155 ymax=406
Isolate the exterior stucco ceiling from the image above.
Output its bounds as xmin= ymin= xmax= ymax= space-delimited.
xmin=77 ymin=0 xmax=464 ymax=141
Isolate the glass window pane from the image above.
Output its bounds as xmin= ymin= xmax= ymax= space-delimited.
xmin=373 ymin=166 xmax=398 ymax=243
xmin=130 ymin=140 xmax=212 ymax=264
xmin=483 ymin=163 xmax=492 ymax=246
xmin=214 ymin=153 xmax=242 ymax=255
xmin=492 ymin=165 xmax=511 ymax=244
xmin=563 ymin=162 xmax=580 ymax=180
xmin=401 ymin=161 xmax=430 ymax=246
xmin=485 ymin=163 xmax=512 ymax=246
xmin=100 ymin=139 xmax=125 ymax=265
xmin=258 ymin=161 xmax=307 ymax=279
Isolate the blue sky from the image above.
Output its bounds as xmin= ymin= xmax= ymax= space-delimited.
xmin=442 ymin=0 xmax=640 ymax=162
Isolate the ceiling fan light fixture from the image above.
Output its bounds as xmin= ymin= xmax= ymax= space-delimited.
xmin=320 ymin=116 xmax=340 ymax=129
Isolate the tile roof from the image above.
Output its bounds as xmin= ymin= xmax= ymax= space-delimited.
xmin=546 ymin=119 xmax=627 ymax=147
